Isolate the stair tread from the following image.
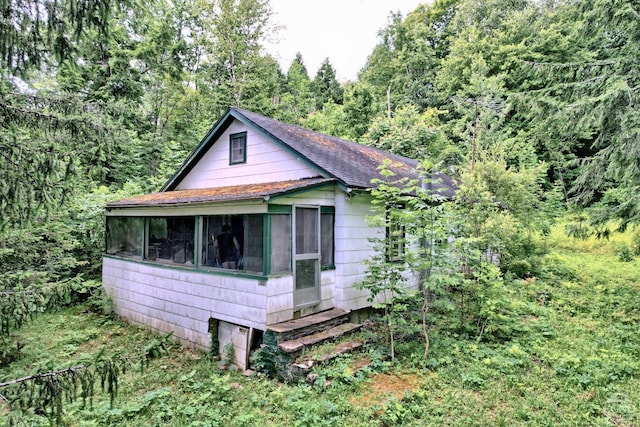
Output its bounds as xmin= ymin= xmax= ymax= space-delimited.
xmin=293 ymin=340 xmax=365 ymax=369
xmin=267 ymin=308 xmax=348 ymax=333
xmin=278 ymin=322 xmax=362 ymax=353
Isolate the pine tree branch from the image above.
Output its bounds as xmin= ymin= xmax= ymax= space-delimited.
xmin=0 ymin=366 xmax=86 ymax=388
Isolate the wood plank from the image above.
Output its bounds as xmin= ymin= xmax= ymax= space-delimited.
xmin=278 ymin=322 xmax=361 ymax=353
xmin=267 ymin=308 xmax=347 ymax=333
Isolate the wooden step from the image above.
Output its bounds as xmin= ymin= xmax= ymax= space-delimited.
xmin=267 ymin=308 xmax=350 ymax=342
xmin=278 ymin=322 xmax=362 ymax=353
xmin=292 ymin=339 xmax=365 ymax=371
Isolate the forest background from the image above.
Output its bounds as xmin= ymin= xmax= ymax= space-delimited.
xmin=2 ymin=0 xmax=639 ymax=278
xmin=1 ymin=0 xmax=639 ymax=424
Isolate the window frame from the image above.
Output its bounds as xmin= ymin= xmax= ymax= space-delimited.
xmin=104 ymin=204 xmax=335 ymax=277
xmin=320 ymin=206 xmax=335 ymax=270
xmin=229 ymin=131 xmax=247 ymax=165
xmin=386 ymin=206 xmax=405 ymax=263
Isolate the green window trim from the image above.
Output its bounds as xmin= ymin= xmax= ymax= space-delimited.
xmin=229 ymin=131 xmax=247 ymax=165
xmin=105 ymin=206 xmax=336 ymax=276
xmin=268 ymin=204 xmax=292 ymax=213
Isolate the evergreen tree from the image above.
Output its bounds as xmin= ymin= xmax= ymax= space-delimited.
xmin=311 ymin=58 xmax=343 ymax=109
xmin=343 ymin=82 xmax=376 ymax=141
xmin=531 ymin=0 xmax=640 ymax=227
xmin=0 ymin=1 xmax=130 ymax=229
xmin=280 ymin=52 xmax=314 ymax=121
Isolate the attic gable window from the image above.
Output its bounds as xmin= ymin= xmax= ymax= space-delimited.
xmin=229 ymin=132 xmax=247 ymax=164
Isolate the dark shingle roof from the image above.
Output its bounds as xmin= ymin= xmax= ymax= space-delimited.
xmin=161 ymin=107 xmax=456 ymax=198
xmin=231 ymin=108 xmax=415 ymax=187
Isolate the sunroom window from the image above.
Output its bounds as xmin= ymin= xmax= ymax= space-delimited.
xmin=270 ymin=213 xmax=292 ymax=274
xmin=147 ymin=217 xmax=195 ymax=265
xmin=321 ymin=210 xmax=334 ymax=268
xmin=202 ymin=214 xmax=264 ymax=274
xmin=106 ymin=217 xmax=143 ymax=258
xmin=106 ymin=207 xmax=334 ymax=275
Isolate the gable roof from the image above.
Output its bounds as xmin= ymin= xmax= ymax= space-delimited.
xmin=162 ymin=107 xmax=456 ymax=198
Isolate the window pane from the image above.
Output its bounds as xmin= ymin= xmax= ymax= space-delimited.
xmin=387 ymin=220 xmax=405 ymax=262
xmin=321 ymin=213 xmax=334 ymax=267
xmin=244 ymin=215 xmax=264 ymax=273
xmin=106 ymin=217 xmax=143 ymax=258
xmin=148 ymin=217 xmax=194 ymax=265
xmin=295 ymin=259 xmax=318 ymax=290
xmin=271 ymin=214 xmax=291 ymax=273
xmin=202 ymin=214 xmax=263 ymax=273
xmin=230 ymin=133 xmax=246 ymax=164
xmin=295 ymin=207 xmax=318 ymax=254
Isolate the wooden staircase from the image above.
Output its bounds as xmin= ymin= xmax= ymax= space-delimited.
xmin=263 ymin=308 xmax=363 ymax=379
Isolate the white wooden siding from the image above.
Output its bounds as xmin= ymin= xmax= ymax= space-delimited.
xmin=269 ymin=188 xmax=336 ymax=206
xmin=103 ymin=257 xmax=268 ymax=350
xmin=333 ymin=192 xmax=380 ymax=311
xmin=176 ymin=120 xmax=322 ymax=190
xmin=264 ymin=270 xmax=334 ymax=325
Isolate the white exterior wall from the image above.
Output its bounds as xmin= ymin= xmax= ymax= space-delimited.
xmin=176 ymin=120 xmax=321 ymax=190
xmin=333 ymin=191 xmax=380 ymax=310
xmin=103 ymin=257 xmax=267 ymax=350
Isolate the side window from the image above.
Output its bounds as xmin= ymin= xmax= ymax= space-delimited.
xmin=387 ymin=214 xmax=405 ymax=262
xmin=106 ymin=217 xmax=143 ymax=258
xmin=321 ymin=210 xmax=334 ymax=268
xmin=229 ymin=132 xmax=247 ymax=164
xmin=147 ymin=217 xmax=195 ymax=265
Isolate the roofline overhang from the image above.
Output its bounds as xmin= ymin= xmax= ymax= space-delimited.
xmin=108 ymin=178 xmax=341 ymax=210
xmin=106 ymin=197 xmax=266 ymax=210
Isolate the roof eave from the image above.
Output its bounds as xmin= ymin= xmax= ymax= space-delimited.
xmin=160 ymin=107 xmax=236 ymax=192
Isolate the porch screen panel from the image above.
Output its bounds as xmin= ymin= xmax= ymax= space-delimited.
xmin=202 ymin=216 xmax=224 ymax=267
xmin=147 ymin=217 xmax=194 ymax=265
xmin=106 ymin=217 xmax=143 ymax=258
xmin=295 ymin=259 xmax=318 ymax=290
xmin=321 ymin=212 xmax=334 ymax=267
xmin=201 ymin=214 xmax=263 ymax=273
xmin=243 ymin=215 xmax=264 ymax=273
xmin=270 ymin=214 xmax=291 ymax=273
xmin=295 ymin=208 xmax=318 ymax=254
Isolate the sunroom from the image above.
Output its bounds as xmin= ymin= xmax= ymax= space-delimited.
xmin=105 ymin=182 xmax=336 ymax=284
xmin=102 ymin=178 xmax=351 ymax=366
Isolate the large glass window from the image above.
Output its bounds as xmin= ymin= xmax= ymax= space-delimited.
xmin=270 ymin=214 xmax=291 ymax=273
xmin=147 ymin=217 xmax=195 ymax=265
xmin=106 ymin=217 xmax=143 ymax=258
xmin=202 ymin=214 xmax=264 ymax=273
xmin=105 ymin=206 xmax=333 ymax=276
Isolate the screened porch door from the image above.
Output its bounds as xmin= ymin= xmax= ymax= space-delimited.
xmin=293 ymin=206 xmax=321 ymax=308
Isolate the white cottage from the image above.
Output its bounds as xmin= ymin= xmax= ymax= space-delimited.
xmin=102 ymin=107 xmax=455 ymax=369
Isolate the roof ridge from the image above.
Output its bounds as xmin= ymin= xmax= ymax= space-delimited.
xmin=231 ymin=106 xmax=418 ymax=165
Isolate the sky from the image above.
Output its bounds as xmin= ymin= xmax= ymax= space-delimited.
xmin=264 ymin=0 xmax=426 ymax=82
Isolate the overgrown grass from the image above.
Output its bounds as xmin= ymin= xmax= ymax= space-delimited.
xmin=1 ymin=225 xmax=639 ymax=426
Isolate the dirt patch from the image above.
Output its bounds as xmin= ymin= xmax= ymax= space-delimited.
xmin=351 ymin=372 xmax=423 ymax=408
